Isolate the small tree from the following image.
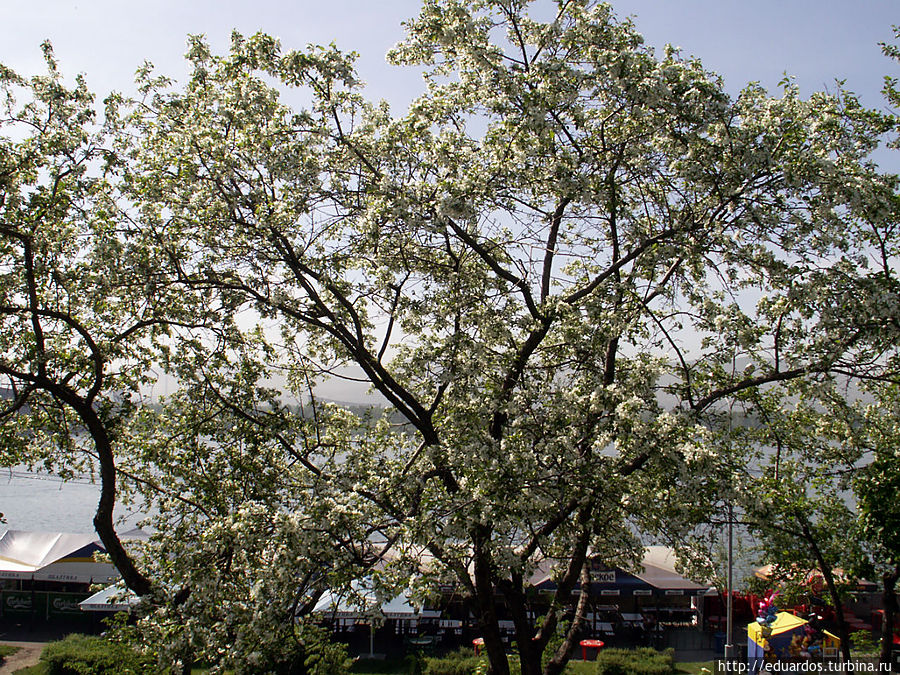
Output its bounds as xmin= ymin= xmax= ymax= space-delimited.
xmin=735 ymin=388 xmax=864 ymax=661
xmin=116 ymin=345 xmax=385 ymax=671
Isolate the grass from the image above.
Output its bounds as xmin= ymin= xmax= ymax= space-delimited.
xmin=0 ymin=643 xmax=22 ymax=659
xmin=675 ymin=661 xmax=717 ymax=675
xmin=11 ymin=666 xmax=42 ymax=675
xmin=349 ymin=656 xmax=599 ymax=675
xmin=351 ymin=655 xmax=417 ymax=675
xmin=10 ymin=665 xmax=219 ymax=675
xmin=349 ymin=655 xmax=715 ymax=675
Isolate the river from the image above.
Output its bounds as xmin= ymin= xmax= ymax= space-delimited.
xmin=1 ymin=469 xmax=144 ymax=534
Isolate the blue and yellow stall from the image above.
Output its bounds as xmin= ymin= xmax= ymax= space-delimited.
xmin=748 ymin=612 xmax=840 ymax=672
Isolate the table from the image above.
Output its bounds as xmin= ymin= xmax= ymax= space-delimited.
xmin=580 ymin=638 xmax=604 ymax=660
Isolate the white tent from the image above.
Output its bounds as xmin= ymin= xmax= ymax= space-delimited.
xmin=0 ymin=528 xmax=146 ymax=584
xmin=79 ymin=583 xmax=139 ymax=612
xmin=313 ymin=584 xmax=440 ymax=620
xmin=313 ymin=585 xmax=440 ymax=658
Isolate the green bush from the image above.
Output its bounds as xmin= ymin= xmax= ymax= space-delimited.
xmin=423 ymin=646 xmax=486 ymax=675
xmin=595 ymin=648 xmax=676 ymax=675
xmin=39 ymin=634 xmax=155 ymax=675
xmin=849 ymin=631 xmax=879 ymax=657
xmin=296 ymin=623 xmax=353 ymax=675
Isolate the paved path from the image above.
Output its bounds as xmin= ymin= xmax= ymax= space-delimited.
xmin=0 ymin=641 xmax=45 ymax=673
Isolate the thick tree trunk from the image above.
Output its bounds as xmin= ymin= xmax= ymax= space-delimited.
xmin=473 ymin=527 xmax=510 ymax=675
xmin=502 ymin=575 xmax=542 ymax=675
xmin=544 ymin=563 xmax=591 ymax=675
xmin=880 ymin=565 xmax=899 ymax=667
xmin=77 ymin=399 xmax=154 ymax=596
xmin=519 ymin=646 xmax=542 ymax=675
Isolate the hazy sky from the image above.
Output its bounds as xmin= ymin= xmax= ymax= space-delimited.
xmin=2 ymin=1 xmax=897 ymax=112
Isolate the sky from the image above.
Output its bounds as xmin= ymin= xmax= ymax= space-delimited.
xmin=2 ymin=1 xmax=898 ymax=113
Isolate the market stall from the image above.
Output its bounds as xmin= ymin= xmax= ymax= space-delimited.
xmin=748 ymin=611 xmax=840 ymax=672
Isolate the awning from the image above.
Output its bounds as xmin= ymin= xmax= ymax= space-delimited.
xmin=79 ymin=583 xmax=139 ymax=612
xmin=530 ymin=547 xmax=706 ymax=597
xmin=314 ymin=583 xmax=440 ymax=620
xmin=747 ymin=611 xmax=808 ymax=643
xmin=0 ymin=528 xmax=146 ymax=583
xmin=0 ymin=530 xmax=107 ymax=581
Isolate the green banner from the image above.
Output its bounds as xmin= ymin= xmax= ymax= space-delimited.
xmin=2 ymin=590 xmax=34 ymax=615
xmin=47 ymin=593 xmax=87 ymax=617
xmin=1 ymin=591 xmax=92 ymax=618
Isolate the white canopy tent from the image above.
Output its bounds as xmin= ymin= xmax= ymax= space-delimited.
xmin=0 ymin=528 xmax=146 ymax=584
xmin=79 ymin=583 xmax=139 ymax=612
xmin=313 ymin=586 xmax=440 ymax=620
xmin=313 ymin=584 xmax=441 ymax=658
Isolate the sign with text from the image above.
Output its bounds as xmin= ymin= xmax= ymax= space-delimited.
xmin=593 ymin=570 xmax=616 ymax=584
xmin=2 ymin=591 xmax=34 ymax=614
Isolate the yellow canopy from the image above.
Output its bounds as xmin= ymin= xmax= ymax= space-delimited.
xmin=748 ymin=612 xmax=808 ymax=643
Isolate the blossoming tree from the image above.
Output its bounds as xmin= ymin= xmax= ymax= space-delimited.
xmin=3 ymin=1 xmax=899 ymax=672
xmin=115 ymin=1 xmax=899 ymax=672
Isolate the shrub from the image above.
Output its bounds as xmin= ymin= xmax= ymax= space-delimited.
xmin=849 ymin=631 xmax=879 ymax=657
xmin=40 ymin=634 xmax=155 ymax=675
xmin=595 ymin=648 xmax=676 ymax=675
xmin=297 ymin=622 xmax=353 ymax=675
xmin=423 ymin=646 xmax=486 ymax=675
